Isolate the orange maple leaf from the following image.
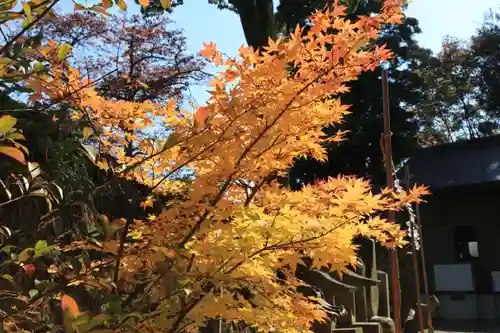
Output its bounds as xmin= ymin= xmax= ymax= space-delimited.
xmin=61 ymin=294 xmax=80 ymax=316
xmin=200 ymin=42 xmax=217 ymax=59
xmin=194 ymin=106 xmax=210 ymax=128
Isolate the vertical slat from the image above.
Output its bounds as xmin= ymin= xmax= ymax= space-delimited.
xmin=381 ymin=68 xmax=402 ymax=333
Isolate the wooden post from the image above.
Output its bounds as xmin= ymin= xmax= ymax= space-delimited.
xmin=415 ymin=202 xmax=434 ymax=332
xmin=404 ymin=165 xmax=425 ymax=333
xmin=381 ymin=68 xmax=402 ymax=333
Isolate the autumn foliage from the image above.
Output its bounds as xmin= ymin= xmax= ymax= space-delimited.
xmin=0 ymin=0 xmax=426 ymax=332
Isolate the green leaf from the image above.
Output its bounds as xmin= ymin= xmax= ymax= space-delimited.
xmin=0 ymin=115 xmax=17 ymax=135
xmin=34 ymin=240 xmax=48 ymax=257
xmin=74 ymin=312 xmax=90 ymax=326
xmin=28 ymin=288 xmax=39 ymax=299
xmin=63 ymin=310 xmax=76 ymax=333
xmin=1 ymin=274 xmax=14 ymax=282
xmin=18 ymin=248 xmax=34 ymax=262
xmin=33 ymin=62 xmax=46 ymax=72
xmin=179 ymin=278 xmax=191 ymax=288
xmin=79 ymin=314 xmax=112 ymax=333
xmin=22 ymin=1 xmax=33 ymax=23
xmin=58 ymin=44 xmax=72 ymax=62
xmin=1 ymin=245 xmax=15 ymax=255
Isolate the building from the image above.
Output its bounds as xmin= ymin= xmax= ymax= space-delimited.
xmin=407 ymin=135 xmax=500 ymax=320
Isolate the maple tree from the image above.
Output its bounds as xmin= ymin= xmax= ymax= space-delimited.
xmin=0 ymin=0 xmax=428 ymax=332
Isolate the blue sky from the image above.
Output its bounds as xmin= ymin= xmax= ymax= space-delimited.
xmin=58 ymin=0 xmax=499 ymax=107
xmin=169 ymin=0 xmax=498 ymax=54
xmin=166 ymin=0 xmax=499 ymax=107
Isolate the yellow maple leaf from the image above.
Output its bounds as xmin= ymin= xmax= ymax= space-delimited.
xmin=82 ymin=126 xmax=92 ymax=138
xmin=160 ymin=0 xmax=171 ymax=8
xmin=140 ymin=196 xmax=155 ymax=210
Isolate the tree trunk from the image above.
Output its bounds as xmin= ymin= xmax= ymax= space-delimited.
xmin=230 ymin=0 xmax=275 ymax=50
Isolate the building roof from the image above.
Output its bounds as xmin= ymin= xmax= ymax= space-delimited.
xmin=406 ymin=135 xmax=500 ymax=190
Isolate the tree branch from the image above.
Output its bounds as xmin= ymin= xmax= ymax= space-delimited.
xmin=0 ymin=0 xmax=58 ymax=55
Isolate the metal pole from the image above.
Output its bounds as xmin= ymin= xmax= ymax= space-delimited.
xmin=381 ymin=68 xmax=402 ymax=333
xmin=404 ymin=165 xmax=425 ymax=333
xmin=415 ymin=201 xmax=434 ymax=332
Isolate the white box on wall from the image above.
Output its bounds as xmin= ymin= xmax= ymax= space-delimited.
xmin=491 ymin=271 xmax=500 ymax=292
xmin=434 ymin=264 xmax=474 ymax=292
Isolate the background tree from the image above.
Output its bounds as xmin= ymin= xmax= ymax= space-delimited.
xmin=413 ymin=10 xmax=500 ymax=146
xmin=43 ymin=11 xmax=206 ymax=104
xmin=413 ymin=37 xmax=483 ymax=144
xmin=470 ymin=9 xmax=500 ymax=130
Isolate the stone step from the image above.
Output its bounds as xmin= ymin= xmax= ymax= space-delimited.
xmin=341 ymin=322 xmax=382 ymax=333
xmin=331 ymin=328 xmax=363 ymax=333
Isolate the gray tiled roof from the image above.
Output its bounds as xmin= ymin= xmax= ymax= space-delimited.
xmin=406 ymin=135 xmax=500 ymax=190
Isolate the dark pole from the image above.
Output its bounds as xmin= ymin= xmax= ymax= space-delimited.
xmin=415 ymin=200 xmax=434 ymax=332
xmin=405 ymin=165 xmax=425 ymax=333
xmin=381 ymin=68 xmax=402 ymax=333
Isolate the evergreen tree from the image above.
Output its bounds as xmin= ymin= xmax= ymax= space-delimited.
xmin=471 ymin=9 xmax=500 ymax=128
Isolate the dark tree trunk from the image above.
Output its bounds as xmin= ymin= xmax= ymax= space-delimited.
xmin=230 ymin=0 xmax=275 ymax=50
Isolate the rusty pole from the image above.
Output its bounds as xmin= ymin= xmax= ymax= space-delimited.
xmin=381 ymin=68 xmax=402 ymax=333
xmin=415 ymin=201 xmax=434 ymax=332
xmin=404 ymin=165 xmax=425 ymax=333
